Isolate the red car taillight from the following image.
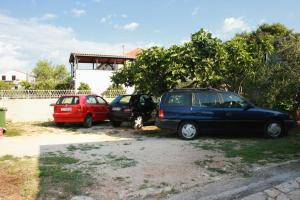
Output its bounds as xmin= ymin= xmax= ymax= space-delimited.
xmin=123 ymin=108 xmax=132 ymax=112
xmin=159 ymin=109 xmax=164 ymax=119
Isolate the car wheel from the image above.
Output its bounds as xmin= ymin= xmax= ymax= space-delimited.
xmin=264 ymin=120 xmax=284 ymax=138
xmin=178 ymin=121 xmax=199 ymax=140
xmin=111 ymin=121 xmax=122 ymax=127
xmin=83 ymin=115 xmax=93 ymax=128
xmin=132 ymin=116 xmax=143 ymax=129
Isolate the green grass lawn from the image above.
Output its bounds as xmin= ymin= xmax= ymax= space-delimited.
xmin=193 ymin=126 xmax=300 ymax=164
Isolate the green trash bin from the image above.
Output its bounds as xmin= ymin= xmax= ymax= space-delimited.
xmin=0 ymin=107 xmax=7 ymax=127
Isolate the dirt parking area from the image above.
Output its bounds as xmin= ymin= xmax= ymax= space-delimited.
xmin=0 ymin=122 xmax=299 ymax=200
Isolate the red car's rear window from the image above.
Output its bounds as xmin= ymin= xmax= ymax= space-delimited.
xmin=56 ymin=96 xmax=79 ymax=105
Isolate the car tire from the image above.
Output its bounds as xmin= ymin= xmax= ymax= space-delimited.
xmin=83 ymin=115 xmax=93 ymax=128
xmin=178 ymin=121 xmax=199 ymax=140
xmin=111 ymin=121 xmax=122 ymax=127
xmin=264 ymin=120 xmax=284 ymax=138
xmin=132 ymin=116 xmax=143 ymax=130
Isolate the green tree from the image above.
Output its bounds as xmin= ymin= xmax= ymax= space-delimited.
xmin=77 ymin=82 xmax=91 ymax=90
xmin=32 ymin=60 xmax=71 ymax=90
xmin=112 ymin=29 xmax=227 ymax=96
xmin=0 ymin=81 xmax=13 ymax=90
xmin=19 ymin=80 xmax=33 ymax=89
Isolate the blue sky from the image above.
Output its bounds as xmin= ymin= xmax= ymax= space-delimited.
xmin=0 ymin=0 xmax=299 ymax=72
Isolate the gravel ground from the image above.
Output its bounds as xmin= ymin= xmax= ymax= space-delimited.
xmin=0 ymin=123 xmax=244 ymax=199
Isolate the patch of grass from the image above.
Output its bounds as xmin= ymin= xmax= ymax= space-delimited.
xmin=3 ymin=122 xmax=24 ymax=137
xmin=207 ymin=167 xmax=227 ymax=174
xmin=39 ymin=155 xmax=93 ymax=199
xmin=89 ymin=161 xmax=105 ymax=166
xmin=139 ymin=179 xmax=150 ymax=190
xmin=194 ymin=159 xmax=214 ymax=167
xmin=40 ymin=155 xmax=79 ymax=165
xmin=36 ymin=121 xmax=79 ymax=132
xmin=0 ymin=156 xmax=38 ymax=200
xmin=158 ymin=187 xmax=180 ymax=198
xmin=193 ymin=128 xmax=300 ymax=164
xmin=67 ymin=144 xmax=103 ymax=152
xmin=0 ymin=154 xmax=19 ymax=161
xmin=104 ymin=154 xmax=137 ymax=169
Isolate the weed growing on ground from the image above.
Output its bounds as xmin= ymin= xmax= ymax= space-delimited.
xmin=104 ymin=153 xmax=137 ymax=169
xmin=39 ymin=154 xmax=93 ymax=199
xmin=67 ymin=144 xmax=103 ymax=152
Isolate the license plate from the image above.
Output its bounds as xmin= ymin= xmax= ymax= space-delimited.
xmin=61 ymin=107 xmax=72 ymax=112
xmin=112 ymin=107 xmax=121 ymax=111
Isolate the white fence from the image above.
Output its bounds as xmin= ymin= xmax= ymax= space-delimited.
xmin=0 ymin=90 xmax=91 ymax=99
xmin=0 ymin=89 xmax=126 ymax=99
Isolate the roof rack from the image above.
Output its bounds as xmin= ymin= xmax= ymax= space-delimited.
xmin=169 ymin=87 xmax=221 ymax=92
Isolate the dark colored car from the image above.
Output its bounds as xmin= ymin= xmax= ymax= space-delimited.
xmin=108 ymin=94 xmax=157 ymax=129
xmin=156 ymin=88 xmax=294 ymax=140
xmin=52 ymin=95 xmax=109 ymax=128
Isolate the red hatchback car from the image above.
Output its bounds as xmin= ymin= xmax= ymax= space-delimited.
xmin=52 ymin=95 xmax=109 ymax=127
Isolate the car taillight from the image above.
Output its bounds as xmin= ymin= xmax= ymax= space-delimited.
xmin=123 ymin=108 xmax=131 ymax=112
xmin=159 ymin=109 xmax=164 ymax=119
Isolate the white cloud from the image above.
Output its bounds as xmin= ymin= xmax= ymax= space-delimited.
xmin=212 ymin=17 xmax=253 ymax=41
xmin=123 ymin=22 xmax=139 ymax=31
xmin=222 ymin=17 xmax=250 ymax=33
xmin=71 ymin=8 xmax=86 ymax=17
xmin=30 ymin=13 xmax=57 ymax=22
xmin=100 ymin=15 xmax=112 ymax=23
xmin=0 ymin=14 xmax=153 ymax=73
xmin=40 ymin=13 xmax=57 ymax=21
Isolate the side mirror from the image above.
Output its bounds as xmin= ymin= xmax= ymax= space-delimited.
xmin=50 ymin=103 xmax=56 ymax=106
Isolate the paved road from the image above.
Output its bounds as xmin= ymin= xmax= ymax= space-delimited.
xmin=242 ymin=176 xmax=300 ymax=200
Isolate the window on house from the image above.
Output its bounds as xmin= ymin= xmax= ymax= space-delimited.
xmin=12 ymin=75 xmax=16 ymax=81
xmin=1 ymin=75 xmax=5 ymax=81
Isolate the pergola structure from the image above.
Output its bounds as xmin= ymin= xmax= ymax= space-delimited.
xmin=69 ymin=52 xmax=136 ymax=78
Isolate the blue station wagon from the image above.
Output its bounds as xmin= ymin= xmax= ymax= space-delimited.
xmin=156 ymin=88 xmax=294 ymax=140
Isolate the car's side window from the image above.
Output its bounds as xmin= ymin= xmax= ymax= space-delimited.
xmin=86 ymin=96 xmax=97 ymax=105
xmin=166 ymin=93 xmax=190 ymax=106
xmin=219 ymin=93 xmax=248 ymax=108
xmin=96 ymin=96 xmax=107 ymax=105
xmin=192 ymin=92 xmax=221 ymax=108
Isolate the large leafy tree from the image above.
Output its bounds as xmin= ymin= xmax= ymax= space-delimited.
xmin=32 ymin=60 xmax=71 ymax=90
xmin=112 ymin=29 xmax=227 ymax=96
xmin=112 ymin=23 xmax=300 ymax=114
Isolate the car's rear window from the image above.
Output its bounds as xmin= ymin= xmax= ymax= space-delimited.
xmin=57 ymin=96 xmax=79 ymax=105
xmin=165 ymin=92 xmax=190 ymax=106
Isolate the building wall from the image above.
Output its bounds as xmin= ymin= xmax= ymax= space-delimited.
xmin=0 ymin=70 xmax=34 ymax=82
xmin=1 ymin=98 xmax=114 ymax=122
xmin=75 ymin=70 xmax=114 ymax=94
